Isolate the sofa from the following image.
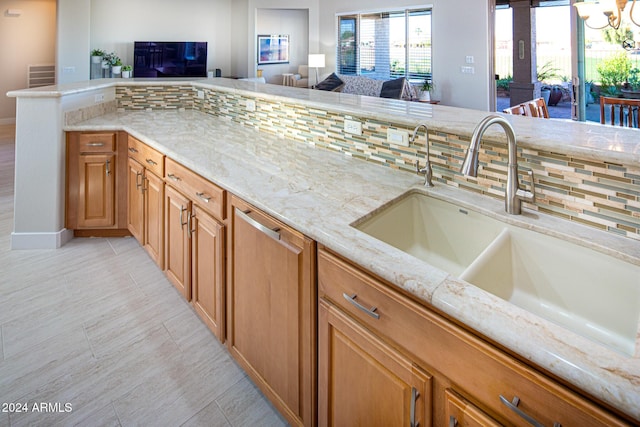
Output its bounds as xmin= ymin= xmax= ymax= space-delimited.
xmin=316 ymin=73 xmax=417 ymax=100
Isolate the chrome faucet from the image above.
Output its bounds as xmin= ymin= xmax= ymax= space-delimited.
xmin=460 ymin=115 xmax=535 ymax=215
xmin=410 ymin=124 xmax=434 ymax=187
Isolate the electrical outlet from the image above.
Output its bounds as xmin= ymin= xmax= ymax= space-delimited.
xmin=344 ymin=119 xmax=362 ymax=136
xmin=387 ymin=128 xmax=409 ymax=147
xmin=94 ymin=94 xmax=104 ymax=103
xmin=197 ymin=90 xmax=205 ymax=99
xmin=465 ymin=55 xmax=474 ymax=64
xmin=461 ymin=66 xmax=475 ymax=74
xmin=246 ymin=99 xmax=256 ymax=112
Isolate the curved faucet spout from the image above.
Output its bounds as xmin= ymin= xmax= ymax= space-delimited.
xmin=410 ymin=124 xmax=434 ymax=187
xmin=460 ymin=115 xmax=535 ymax=215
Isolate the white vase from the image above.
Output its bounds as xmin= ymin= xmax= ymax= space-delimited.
xmin=91 ymin=55 xmax=103 ymax=64
xmin=111 ymin=65 xmax=122 ymax=75
xmin=122 ymin=70 xmax=131 ymax=79
xmin=419 ymin=90 xmax=431 ymax=102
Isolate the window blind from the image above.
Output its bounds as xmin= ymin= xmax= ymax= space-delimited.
xmin=337 ymin=8 xmax=431 ymax=82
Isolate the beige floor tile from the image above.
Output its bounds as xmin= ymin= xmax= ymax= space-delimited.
xmin=56 ymin=402 xmax=122 ymax=427
xmin=215 ymin=376 xmax=288 ymax=427
xmin=0 ymin=327 xmax=93 ymax=403
xmin=180 ymin=399 xmax=232 ymax=427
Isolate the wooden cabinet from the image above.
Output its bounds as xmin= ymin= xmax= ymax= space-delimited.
xmin=66 ymin=131 xmax=127 ymax=234
xmin=317 ymin=246 xmax=631 ymax=427
xmin=164 ymin=158 xmax=226 ymax=342
xmin=227 ymin=195 xmax=316 ymax=427
xmin=318 ymin=298 xmax=431 ymax=427
xmin=127 ymin=135 xmax=165 ymax=268
xmin=445 ymin=389 xmax=500 ymax=427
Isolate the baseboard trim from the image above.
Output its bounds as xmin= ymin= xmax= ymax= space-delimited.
xmin=11 ymin=229 xmax=74 ymax=249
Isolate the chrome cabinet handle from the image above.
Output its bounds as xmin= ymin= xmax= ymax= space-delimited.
xmin=105 ymin=159 xmax=111 ymax=176
xmin=167 ymin=173 xmax=181 ymax=182
xmin=449 ymin=416 xmax=457 ymax=427
xmin=135 ymin=171 xmax=143 ymax=190
xmin=196 ymin=192 xmax=211 ymax=203
xmin=410 ymin=387 xmax=419 ymax=427
xmin=499 ymin=395 xmax=559 ymax=427
xmin=141 ymin=176 xmax=148 ymax=193
xmin=179 ymin=205 xmax=188 ymax=229
xmin=128 ymin=147 xmax=138 ymax=153
xmin=342 ymin=293 xmax=380 ymax=319
xmin=187 ymin=211 xmax=195 ymax=238
xmin=146 ymin=158 xmax=157 ymax=166
xmin=235 ymin=208 xmax=281 ymax=241
xmin=87 ymin=142 xmax=104 ymax=147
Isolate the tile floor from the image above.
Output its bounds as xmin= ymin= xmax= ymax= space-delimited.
xmin=0 ymin=125 xmax=287 ymax=427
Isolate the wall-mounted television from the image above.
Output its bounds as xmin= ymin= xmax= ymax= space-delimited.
xmin=133 ymin=41 xmax=207 ymax=78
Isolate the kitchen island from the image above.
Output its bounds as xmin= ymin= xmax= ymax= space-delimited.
xmin=8 ymin=79 xmax=640 ymax=423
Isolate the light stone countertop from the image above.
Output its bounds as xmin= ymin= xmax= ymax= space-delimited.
xmin=65 ymin=109 xmax=640 ymax=421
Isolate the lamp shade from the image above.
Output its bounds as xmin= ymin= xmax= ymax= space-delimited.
xmin=308 ymin=54 xmax=325 ymax=68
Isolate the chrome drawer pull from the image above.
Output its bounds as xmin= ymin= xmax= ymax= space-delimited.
xmin=410 ymin=387 xmax=419 ymax=427
xmin=196 ymin=192 xmax=211 ymax=203
xmin=105 ymin=159 xmax=111 ymax=176
xmin=235 ymin=208 xmax=281 ymax=241
xmin=179 ymin=205 xmax=188 ymax=229
xmin=499 ymin=395 xmax=558 ymax=427
xmin=128 ymin=147 xmax=138 ymax=153
xmin=135 ymin=171 xmax=143 ymax=190
xmin=449 ymin=416 xmax=458 ymax=427
xmin=146 ymin=158 xmax=157 ymax=166
xmin=87 ymin=142 xmax=104 ymax=147
xmin=343 ymin=293 xmax=380 ymax=319
xmin=167 ymin=173 xmax=181 ymax=182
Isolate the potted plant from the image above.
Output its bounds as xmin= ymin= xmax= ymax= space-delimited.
xmin=537 ymin=62 xmax=559 ymax=105
xmin=91 ymin=49 xmax=105 ymax=64
xmin=121 ymin=65 xmax=132 ymax=79
xmin=621 ymin=67 xmax=640 ymax=99
xmin=108 ymin=53 xmax=122 ymax=75
xmin=419 ymin=78 xmax=433 ymax=102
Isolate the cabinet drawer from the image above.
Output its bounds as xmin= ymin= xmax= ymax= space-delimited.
xmin=165 ymin=157 xmax=225 ymax=221
xmin=318 ymin=247 xmax=631 ymax=427
xmin=128 ymin=135 xmax=164 ymax=177
xmin=78 ymin=132 xmax=116 ymax=152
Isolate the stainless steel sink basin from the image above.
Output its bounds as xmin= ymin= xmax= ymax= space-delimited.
xmin=354 ymin=191 xmax=640 ymax=355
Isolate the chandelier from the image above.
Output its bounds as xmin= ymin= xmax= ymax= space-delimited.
xmin=574 ymin=0 xmax=640 ymax=29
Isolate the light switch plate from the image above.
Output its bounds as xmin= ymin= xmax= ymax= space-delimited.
xmin=197 ymin=90 xmax=205 ymax=99
xmin=344 ymin=119 xmax=362 ymax=135
xmin=246 ymin=99 xmax=256 ymax=112
xmin=387 ymin=128 xmax=409 ymax=147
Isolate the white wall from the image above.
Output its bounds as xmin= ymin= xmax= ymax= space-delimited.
xmin=317 ymin=0 xmax=492 ymax=110
xmin=57 ymin=0 xmax=90 ymax=85
xmin=256 ymin=9 xmax=309 ymax=84
xmin=89 ymin=0 xmax=232 ymax=78
xmin=0 ymin=0 xmax=56 ymax=123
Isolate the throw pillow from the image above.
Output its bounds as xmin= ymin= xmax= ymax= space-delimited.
xmin=315 ymin=73 xmax=345 ymax=91
xmin=380 ymin=77 xmax=407 ymax=99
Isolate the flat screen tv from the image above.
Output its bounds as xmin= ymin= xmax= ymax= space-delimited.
xmin=133 ymin=41 xmax=207 ymax=78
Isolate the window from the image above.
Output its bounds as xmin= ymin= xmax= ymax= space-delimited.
xmin=337 ymin=8 xmax=432 ymax=82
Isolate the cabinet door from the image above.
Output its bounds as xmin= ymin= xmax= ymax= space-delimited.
xmin=127 ymin=157 xmax=145 ymax=243
xmin=77 ymin=153 xmax=115 ymax=228
xmin=144 ymin=170 xmax=164 ymax=269
xmin=165 ymin=185 xmax=191 ymax=300
xmin=191 ymin=206 xmax=225 ymax=342
xmin=445 ymin=389 xmax=500 ymax=427
xmin=228 ymin=197 xmax=316 ymax=427
xmin=318 ymin=299 xmax=431 ymax=427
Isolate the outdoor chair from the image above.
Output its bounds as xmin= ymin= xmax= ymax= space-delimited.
xmin=600 ymin=96 xmax=640 ymax=128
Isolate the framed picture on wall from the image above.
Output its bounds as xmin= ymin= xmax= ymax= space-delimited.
xmin=257 ymin=34 xmax=290 ymax=65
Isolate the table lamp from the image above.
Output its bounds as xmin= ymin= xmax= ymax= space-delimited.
xmin=308 ymin=54 xmax=325 ymax=87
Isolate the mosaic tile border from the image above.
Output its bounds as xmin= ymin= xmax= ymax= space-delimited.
xmin=114 ymin=85 xmax=640 ymax=240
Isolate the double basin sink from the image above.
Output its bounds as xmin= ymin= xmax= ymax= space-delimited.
xmin=354 ymin=191 xmax=640 ymax=356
